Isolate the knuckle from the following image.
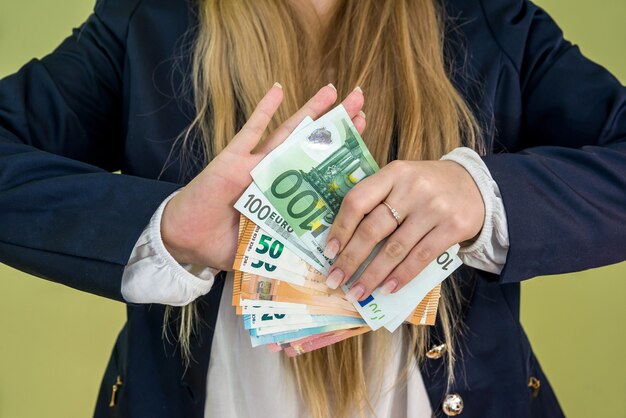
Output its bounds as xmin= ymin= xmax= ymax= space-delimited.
xmin=331 ymin=218 xmax=349 ymax=235
xmin=356 ymin=220 xmax=378 ymax=242
xmin=247 ymin=121 xmax=266 ymax=137
xmin=392 ymin=264 xmax=414 ymax=285
xmin=343 ymin=193 xmax=361 ymax=213
xmin=414 ymin=245 xmax=433 ymax=262
xmin=337 ymin=250 xmax=359 ymax=270
xmin=358 ymin=272 xmax=379 ymax=289
xmin=449 ymin=213 xmax=469 ymax=232
xmin=429 ymin=196 xmax=450 ymax=214
xmin=256 ymin=105 xmax=274 ymax=120
xmin=383 ymin=240 xmax=406 ymax=259
xmin=386 ymin=160 xmax=409 ymax=175
xmin=386 ymin=160 xmax=400 ymax=170
xmin=413 ymin=175 xmax=433 ymax=194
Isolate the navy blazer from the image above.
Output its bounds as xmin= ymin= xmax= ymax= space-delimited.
xmin=1 ymin=0 xmax=624 ymax=416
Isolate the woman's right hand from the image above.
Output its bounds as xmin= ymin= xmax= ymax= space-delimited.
xmin=160 ymin=84 xmax=366 ymax=271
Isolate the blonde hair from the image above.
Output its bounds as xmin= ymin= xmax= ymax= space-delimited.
xmin=167 ymin=1 xmax=480 ymax=417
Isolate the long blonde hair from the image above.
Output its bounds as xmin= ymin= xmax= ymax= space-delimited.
xmin=169 ymin=1 xmax=480 ymax=417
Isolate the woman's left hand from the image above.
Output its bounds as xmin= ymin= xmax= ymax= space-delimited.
xmin=323 ymin=159 xmax=485 ymax=302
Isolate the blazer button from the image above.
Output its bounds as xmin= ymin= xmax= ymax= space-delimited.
xmin=426 ymin=343 xmax=447 ymax=359
xmin=442 ymin=393 xmax=464 ymax=416
xmin=528 ymin=376 xmax=541 ymax=397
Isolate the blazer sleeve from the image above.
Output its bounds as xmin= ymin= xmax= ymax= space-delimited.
xmin=0 ymin=0 xmax=180 ymax=301
xmin=479 ymin=0 xmax=626 ymax=283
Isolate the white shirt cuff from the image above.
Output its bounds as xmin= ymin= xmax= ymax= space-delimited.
xmin=121 ymin=191 xmax=219 ymax=306
xmin=441 ymin=147 xmax=510 ymax=274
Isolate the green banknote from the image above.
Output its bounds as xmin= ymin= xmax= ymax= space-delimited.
xmin=251 ymin=105 xmax=379 ymax=263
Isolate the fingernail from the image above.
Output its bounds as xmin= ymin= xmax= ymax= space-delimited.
xmin=353 ymin=86 xmax=363 ymax=94
xmin=379 ymin=279 xmax=398 ymax=296
xmin=323 ymin=238 xmax=340 ymax=259
xmin=325 ymin=268 xmax=344 ymax=289
xmin=345 ymin=283 xmax=365 ymax=303
xmin=358 ymin=110 xmax=366 ymax=119
xmin=327 ymin=83 xmax=337 ymax=91
xmin=273 ymin=82 xmax=282 ymax=89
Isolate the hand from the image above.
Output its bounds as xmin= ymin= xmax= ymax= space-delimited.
xmin=161 ymin=84 xmax=366 ymax=271
xmin=323 ymin=159 xmax=485 ymax=302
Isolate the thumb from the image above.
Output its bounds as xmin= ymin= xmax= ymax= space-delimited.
xmin=228 ymin=83 xmax=284 ymax=154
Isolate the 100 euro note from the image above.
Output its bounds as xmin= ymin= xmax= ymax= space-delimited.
xmin=234 ymin=183 xmax=328 ymax=272
xmin=250 ymin=104 xmax=379 ymax=266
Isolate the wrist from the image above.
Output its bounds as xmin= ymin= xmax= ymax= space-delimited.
xmin=160 ymin=193 xmax=198 ymax=265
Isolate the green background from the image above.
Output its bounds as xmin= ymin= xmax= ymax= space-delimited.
xmin=0 ymin=1 xmax=624 ymax=417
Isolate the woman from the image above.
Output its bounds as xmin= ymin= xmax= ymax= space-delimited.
xmin=0 ymin=0 xmax=624 ymax=417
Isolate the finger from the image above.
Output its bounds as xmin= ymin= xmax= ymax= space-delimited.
xmin=257 ymin=84 xmax=338 ymax=155
xmin=325 ymin=204 xmax=398 ymax=290
xmin=380 ymin=226 xmax=451 ymax=296
xmin=230 ymin=83 xmax=284 ymax=153
xmin=352 ymin=111 xmax=366 ymax=135
xmin=323 ymin=167 xmax=394 ymax=260
xmin=341 ymin=87 xmax=365 ymax=119
xmin=346 ymin=212 xmax=435 ymax=300
xmin=259 ymin=86 xmax=365 ymax=156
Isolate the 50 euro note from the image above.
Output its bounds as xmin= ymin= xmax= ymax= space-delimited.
xmin=239 ymin=271 xmax=355 ymax=311
xmin=234 ymin=184 xmax=327 ymax=272
xmin=232 ymin=271 xmax=359 ymax=318
xmin=234 ymin=215 xmax=327 ymax=291
xmin=250 ymin=104 xmax=379 ymax=266
xmin=405 ymin=283 xmax=441 ymax=327
xmin=234 ymin=252 xmax=328 ymax=292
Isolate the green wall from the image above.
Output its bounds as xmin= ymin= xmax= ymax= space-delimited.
xmin=0 ymin=1 xmax=624 ymax=417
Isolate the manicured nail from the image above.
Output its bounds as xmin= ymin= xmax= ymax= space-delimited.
xmin=358 ymin=110 xmax=366 ymax=119
xmin=273 ymin=82 xmax=282 ymax=89
xmin=353 ymin=86 xmax=363 ymax=94
xmin=323 ymin=238 xmax=340 ymax=259
xmin=379 ymin=279 xmax=398 ymax=296
xmin=325 ymin=268 xmax=344 ymax=289
xmin=345 ymin=283 xmax=365 ymax=303
xmin=327 ymin=83 xmax=337 ymax=91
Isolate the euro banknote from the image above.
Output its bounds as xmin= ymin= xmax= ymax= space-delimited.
xmin=229 ymin=104 xmax=457 ymax=354
xmin=251 ymin=105 xmax=379 ymax=266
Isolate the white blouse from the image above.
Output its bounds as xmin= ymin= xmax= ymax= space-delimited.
xmin=120 ymin=147 xmax=509 ymax=417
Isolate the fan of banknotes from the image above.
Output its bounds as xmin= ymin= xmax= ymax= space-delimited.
xmin=232 ymin=105 xmax=462 ymax=356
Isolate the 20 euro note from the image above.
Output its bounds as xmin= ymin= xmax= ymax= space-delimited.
xmin=244 ymin=312 xmax=363 ymax=331
xmin=234 ymin=253 xmax=328 ymax=292
xmin=251 ymin=104 xmax=379 ymax=266
xmin=247 ymin=314 xmax=365 ymax=336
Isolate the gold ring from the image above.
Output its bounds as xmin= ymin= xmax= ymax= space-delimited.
xmin=382 ymin=201 xmax=401 ymax=225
